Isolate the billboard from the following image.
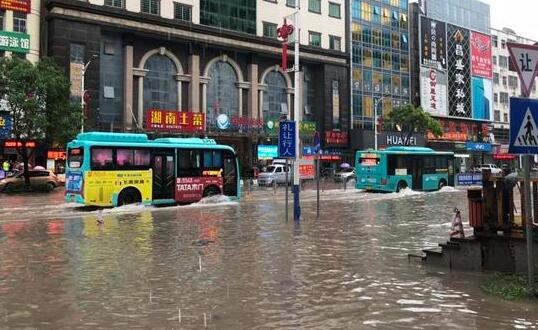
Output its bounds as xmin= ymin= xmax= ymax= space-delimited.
xmin=420 ymin=16 xmax=447 ymax=70
xmin=472 ymin=77 xmax=492 ymax=120
xmin=470 ymin=31 xmax=493 ymax=79
xmin=146 ymin=110 xmax=205 ymax=132
xmin=447 ymin=24 xmax=472 ymax=118
xmin=0 ymin=113 xmax=12 ymax=138
xmin=0 ymin=0 xmax=31 ymax=13
xmin=420 ymin=67 xmax=448 ymax=116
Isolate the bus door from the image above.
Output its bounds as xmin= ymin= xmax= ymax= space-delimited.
xmin=151 ymin=151 xmax=175 ymax=200
xmin=411 ymin=157 xmax=423 ymax=190
xmin=223 ymin=151 xmax=238 ymax=196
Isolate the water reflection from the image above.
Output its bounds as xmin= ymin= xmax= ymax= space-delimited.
xmin=0 ymin=189 xmax=536 ymax=328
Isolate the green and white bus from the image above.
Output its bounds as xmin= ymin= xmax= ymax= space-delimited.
xmin=355 ymin=147 xmax=455 ymax=192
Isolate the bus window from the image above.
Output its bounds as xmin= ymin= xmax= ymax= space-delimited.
xmin=116 ymin=149 xmax=151 ymax=170
xmin=134 ymin=149 xmax=150 ymax=167
xmin=68 ymin=147 xmax=84 ymax=169
xmin=177 ymin=150 xmax=201 ymax=177
xmin=203 ymin=150 xmax=222 ymax=169
xmin=91 ymin=148 xmax=114 ymax=170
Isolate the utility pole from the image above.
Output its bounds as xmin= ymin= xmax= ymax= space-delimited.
xmin=293 ymin=1 xmax=301 ymax=221
xmin=81 ymin=55 xmax=98 ymax=133
xmin=373 ymin=97 xmax=382 ymax=150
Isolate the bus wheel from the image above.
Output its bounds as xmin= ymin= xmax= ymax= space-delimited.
xmin=203 ymin=186 xmax=221 ymax=198
xmin=397 ymin=181 xmax=407 ymax=192
xmin=438 ymin=179 xmax=447 ymax=190
xmin=118 ymin=188 xmax=141 ymax=206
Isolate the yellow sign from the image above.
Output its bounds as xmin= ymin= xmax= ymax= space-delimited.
xmin=84 ymin=170 xmax=152 ymax=206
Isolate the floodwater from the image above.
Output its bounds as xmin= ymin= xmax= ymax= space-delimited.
xmin=0 ymin=186 xmax=536 ymax=329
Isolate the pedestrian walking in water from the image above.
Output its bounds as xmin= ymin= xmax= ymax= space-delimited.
xmin=450 ymin=208 xmax=465 ymax=239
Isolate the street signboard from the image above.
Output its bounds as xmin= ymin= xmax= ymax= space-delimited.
xmin=507 ymin=42 xmax=538 ymax=97
xmin=509 ymin=97 xmax=538 ymax=154
xmin=312 ymin=131 xmax=320 ymax=153
xmin=278 ymin=120 xmax=296 ymax=158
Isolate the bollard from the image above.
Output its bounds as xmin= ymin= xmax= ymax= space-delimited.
xmin=343 ymin=179 xmax=347 ymax=191
xmin=273 ymin=179 xmax=277 ymax=194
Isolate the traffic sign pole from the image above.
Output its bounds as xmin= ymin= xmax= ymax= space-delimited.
xmin=292 ymin=3 xmax=301 ymax=221
xmin=524 ymin=155 xmax=535 ymax=295
xmin=508 ymin=41 xmax=538 ymax=295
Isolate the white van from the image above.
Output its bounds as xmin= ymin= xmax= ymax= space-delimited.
xmin=257 ymin=163 xmax=291 ymax=186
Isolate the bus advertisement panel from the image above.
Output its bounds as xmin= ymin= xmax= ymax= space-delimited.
xmin=355 ymin=147 xmax=454 ymax=192
xmin=65 ymin=132 xmax=239 ymax=207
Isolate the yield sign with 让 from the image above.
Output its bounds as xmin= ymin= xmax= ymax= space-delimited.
xmin=509 ymin=97 xmax=538 ymax=154
xmin=507 ymin=42 xmax=538 ymax=97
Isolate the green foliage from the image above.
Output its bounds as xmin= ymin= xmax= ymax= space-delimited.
xmin=386 ymin=104 xmax=442 ymax=144
xmin=481 ymin=273 xmax=538 ymax=300
xmin=0 ymin=56 xmax=82 ymax=186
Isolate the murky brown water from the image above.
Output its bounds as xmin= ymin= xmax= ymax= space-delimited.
xmin=0 ymin=187 xmax=537 ymax=329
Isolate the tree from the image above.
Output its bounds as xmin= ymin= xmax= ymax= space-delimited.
xmin=0 ymin=57 xmax=82 ymax=188
xmin=386 ymin=104 xmax=442 ymax=145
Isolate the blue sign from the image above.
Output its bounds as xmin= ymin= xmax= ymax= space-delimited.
xmin=278 ymin=120 xmax=296 ymax=158
xmin=509 ymin=97 xmax=538 ymax=154
xmin=312 ymin=131 xmax=321 ymax=153
xmin=457 ymin=173 xmax=482 ymax=186
xmin=0 ymin=113 xmax=12 ymax=138
xmin=257 ymin=145 xmax=278 ymax=159
xmin=66 ymin=172 xmax=83 ymax=192
xmin=466 ymin=142 xmax=492 ymax=152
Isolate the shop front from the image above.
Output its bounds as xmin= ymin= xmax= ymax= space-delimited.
xmin=349 ymin=129 xmax=426 ymax=151
xmin=426 ymin=118 xmax=494 ymax=173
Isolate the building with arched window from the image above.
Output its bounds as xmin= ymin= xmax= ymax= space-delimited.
xmin=44 ymin=0 xmax=349 ymax=170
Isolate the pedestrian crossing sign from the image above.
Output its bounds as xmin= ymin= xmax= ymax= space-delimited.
xmin=509 ymin=97 xmax=538 ymax=154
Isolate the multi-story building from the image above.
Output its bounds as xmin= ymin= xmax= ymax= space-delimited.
xmin=490 ymin=27 xmax=538 ymax=144
xmin=43 ymin=0 xmax=349 ymax=171
xmin=0 ymin=0 xmax=40 ymax=62
xmin=410 ymin=0 xmax=494 ymax=171
xmin=349 ymin=0 xmax=413 ymax=151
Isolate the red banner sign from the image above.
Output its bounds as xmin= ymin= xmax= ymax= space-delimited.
xmin=325 ymin=131 xmax=348 ymax=145
xmin=146 ymin=109 xmax=205 ymax=132
xmin=47 ymin=151 xmax=66 ymax=160
xmin=471 ymin=31 xmax=492 ymax=79
xmin=427 ymin=119 xmax=489 ymax=142
xmin=0 ymin=0 xmax=31 ymax=13
xmin=3 ymin=140 xmax=35 ymax=148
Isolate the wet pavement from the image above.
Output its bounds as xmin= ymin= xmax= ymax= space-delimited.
xmin=0 ymin=187 xmax=537 ymax=329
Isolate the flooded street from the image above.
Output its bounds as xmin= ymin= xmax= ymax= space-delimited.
xmin=0 ymin=187 xmax=536 ymax=329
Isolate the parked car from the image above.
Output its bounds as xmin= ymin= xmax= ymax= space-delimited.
xmin=257 ymin=164 xmax=291 ymax=186
xmin=474 ymin=164 xmax=502 ymax=175
xmin=334 ymin=167 xmax=356 ymax=182
xmin=0 ymin=170 xmax=59 ymax=192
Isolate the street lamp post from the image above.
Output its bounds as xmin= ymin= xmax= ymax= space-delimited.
xmin=373 ymin=97 xmax=382 ymax=150
xmin=80 ymin=55 xmax=98 ymax=133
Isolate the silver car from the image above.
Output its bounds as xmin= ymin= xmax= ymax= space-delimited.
xmin=257 ymin=164 xmax=291 ymax=186
xmin=334 ymin=168 xmax=356 ymax=183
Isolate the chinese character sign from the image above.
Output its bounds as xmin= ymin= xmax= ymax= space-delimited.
xmin=0 ymin=0 xmax=30 ymax=13
xmin=278 ymin=121 xmax=296 ymax=158
xmin=146 ymin=109 xmax=205 ymax=133
xmin=447 ymin=24 xmax=471 ymax=118
xmin=470 ymin=31 xmax=492 ymax=79
xmin=420 ymin=16 xmax=447 ymax=70
xmin=420 ymin=67 xmax=448 ymax=116
xmin=0 ymin=113 xmax=12 ymax=138
xmin=0 ymin=31 xmax=30 ymax=54
xmin=325 ymin=131 xmax=348 ymax=145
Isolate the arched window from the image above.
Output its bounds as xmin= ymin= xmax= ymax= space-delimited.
xmin=143 ymin=54 xmax=177 ymax=111
xmin=263 ymin=71 xmax=288 ymax=121
xmin=206 ymin=61 xmax=239 ymax=125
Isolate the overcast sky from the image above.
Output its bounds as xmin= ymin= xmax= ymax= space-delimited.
xmin=482 ymin=0 xmax=538 ymax=41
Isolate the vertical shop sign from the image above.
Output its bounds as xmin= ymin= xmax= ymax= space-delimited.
xmin=470 ymin=31 xmax=493 ymax=79
xmin=420 ymin=16 xmax=447 ymax=70
xmin=447 ymin=24 xmax=471 ymax=118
